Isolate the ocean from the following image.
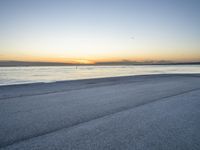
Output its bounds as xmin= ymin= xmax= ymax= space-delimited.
xmin=0 ymin=65 xmax=200 ymax=86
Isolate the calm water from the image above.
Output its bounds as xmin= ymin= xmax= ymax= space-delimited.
xmin=0 ymin=65 xmax=200 ymax=86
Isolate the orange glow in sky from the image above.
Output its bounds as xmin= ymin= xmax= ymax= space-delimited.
xmin=0 ymin=0 xmax=200 ymax=64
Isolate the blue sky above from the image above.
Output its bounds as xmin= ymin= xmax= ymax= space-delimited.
xmin=0 ymin=0 xmax=200 ymax=63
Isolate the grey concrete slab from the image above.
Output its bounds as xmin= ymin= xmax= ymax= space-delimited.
xmin=0 ymin=74 xmax=200 ymax=149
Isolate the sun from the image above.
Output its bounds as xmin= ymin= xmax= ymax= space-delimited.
xmin=74 ymin=59 xmax=95 ymax=64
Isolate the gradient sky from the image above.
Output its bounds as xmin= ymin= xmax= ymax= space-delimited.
xmin=0 ymin=0 xmax=200 ymax=63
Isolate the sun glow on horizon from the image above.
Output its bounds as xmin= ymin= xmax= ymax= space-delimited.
xmin=0 ymin=0 xmax=200 ymax=64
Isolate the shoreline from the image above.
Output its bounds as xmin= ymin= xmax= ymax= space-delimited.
xmin=1 ymin=73 xmax=200 ymax=100
xmin=1 ymin=73 xmax=200 ymax=86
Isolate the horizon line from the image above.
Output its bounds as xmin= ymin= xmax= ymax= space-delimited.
xmin=0 ymin=60 xmax=200 ymax=67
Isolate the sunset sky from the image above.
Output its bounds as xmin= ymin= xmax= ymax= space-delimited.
xmin=0 ymin=0 xmax=200 ymax=64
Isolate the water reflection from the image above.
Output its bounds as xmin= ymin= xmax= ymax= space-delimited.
xmin=0 ymin=65 xmax=200 ymax=85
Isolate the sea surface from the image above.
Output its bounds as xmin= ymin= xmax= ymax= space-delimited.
xmin=0 ymin=65 xmax=200 ymax=86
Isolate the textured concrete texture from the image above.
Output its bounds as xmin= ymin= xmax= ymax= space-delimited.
xmin=0 ymin=74 xmax=200 ymax=150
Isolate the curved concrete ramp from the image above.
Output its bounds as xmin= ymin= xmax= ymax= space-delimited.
xmin=0 ymin=74 xmax=200 ymax=150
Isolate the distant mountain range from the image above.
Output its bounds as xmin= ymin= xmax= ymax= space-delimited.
xmin=0 ymin=60 xmax=200 ymax=67
xmin=94 ymin=60 xmax=200 ymax=65
xmin=0 ymin=61 xmax=74 ymax=67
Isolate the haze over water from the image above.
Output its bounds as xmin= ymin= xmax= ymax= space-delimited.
xmin=0 ymin=65 xmax=200 ymax=86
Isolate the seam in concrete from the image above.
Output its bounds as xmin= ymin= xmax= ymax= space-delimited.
xmin=0 ymin=80 xmax=145 ymax=101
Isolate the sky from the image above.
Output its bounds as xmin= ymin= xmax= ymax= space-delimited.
xmin=0 ymin=0 xmax=200 ymax=64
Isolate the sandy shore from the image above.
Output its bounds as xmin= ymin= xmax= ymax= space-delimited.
xmin=0 ymin=74 xmax=200 ymax=150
